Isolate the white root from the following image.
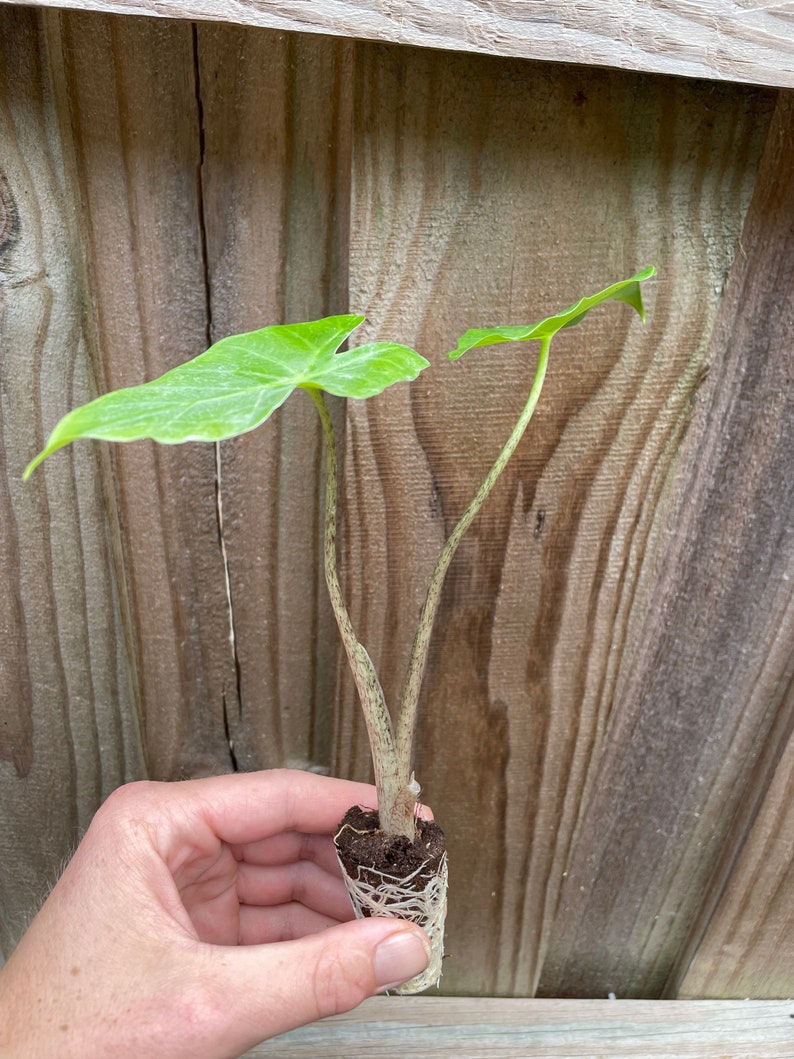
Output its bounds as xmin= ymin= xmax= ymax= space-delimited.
xmin=336 ymin=851 xmax=448 ymax=994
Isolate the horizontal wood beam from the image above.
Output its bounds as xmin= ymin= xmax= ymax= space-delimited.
xmin=247 ymin=997 xmax=794 ymax=1057
xmin=4 ymin=0 xmax=794 ymax=88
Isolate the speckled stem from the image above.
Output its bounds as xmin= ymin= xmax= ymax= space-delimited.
xmin=308 ymin=388 xmax=415 ymax=839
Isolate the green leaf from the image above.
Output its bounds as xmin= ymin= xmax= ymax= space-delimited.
xmin=447 ymin=266 xmax=656 ymax=360
xmin=24 ymin=315 xmax=429 ymax=478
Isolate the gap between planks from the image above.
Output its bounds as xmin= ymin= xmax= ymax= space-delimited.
xmin=246 ymin=997 xmax=794 ymax=1057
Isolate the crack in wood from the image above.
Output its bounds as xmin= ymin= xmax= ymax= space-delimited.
xmin=192 ymin=22 xmax=242 ymax=768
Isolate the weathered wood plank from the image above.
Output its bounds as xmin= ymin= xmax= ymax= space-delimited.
xmin=2 ymin=0 xmax=793 ymax=88
xmin=337 ymin=41 xmax=776 ymax=996
xmin=46 ymin=9 xmax=238 ymax=779
xmin=536 ymin=89 xmax=794 ymax=1000
xmin=0 ymin=5 xmax=144 ymax=957
xmin=195 ymin=23 xmax=353 ymax=772
xmin=679 ymin=723 xmax=794 ymax=999
xmin=247 ymin=997 xmax=794 ymax=1057
xmin=672 ymin=92 xmax=794 ymax=1001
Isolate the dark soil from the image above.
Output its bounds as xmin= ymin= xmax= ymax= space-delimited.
xmin=334 ymin=805 xmax=446 ymax=896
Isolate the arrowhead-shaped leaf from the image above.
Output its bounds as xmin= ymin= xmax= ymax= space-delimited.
xmin=25 ymin=315 xmax=429 ymax=478
xmin=447 ymin=266 xmax=655 ymax=360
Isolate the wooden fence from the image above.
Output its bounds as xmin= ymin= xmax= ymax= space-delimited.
xmin=1 ymin=0 xmax=792 ymax=1006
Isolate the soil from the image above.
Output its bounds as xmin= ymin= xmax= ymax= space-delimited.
xmin=334 ymin=804 xmax=446 ymax=896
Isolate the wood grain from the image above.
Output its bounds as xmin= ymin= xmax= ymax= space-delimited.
xmin=3 ymin=0 xmax=793 ymax=88
xmin=195 ymin=23 xmax=353 ymax=772
xmin=671 ymin=92 xmax=794 ymax=1000
xmin=248 ymin=997 xmax=794 ymax=1058
xmin=0 ymin=5 xmax=144 ymax=957
xmin=338 ymin=42 xmax=776 ymax=996
xmin=48 ymin=10 xmax=239 ymax=779
xmin=536 ymin=90 xmax=794 ymax=1000
xmin=679 ymin=721 xmax=794 ymax=999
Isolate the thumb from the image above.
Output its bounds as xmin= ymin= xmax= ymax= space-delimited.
xmin=208 ymin=918 xmax=431 ymax=1052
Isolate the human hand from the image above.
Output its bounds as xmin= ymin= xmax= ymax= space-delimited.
xmin=0 ymin=769 xmax=431 ymax=1058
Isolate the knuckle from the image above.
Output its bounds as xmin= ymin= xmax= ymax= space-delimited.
xmin=99 ymin=779 xmax=158 ymax=816
xmin=90 ymin=780 xmax=162 ymax=848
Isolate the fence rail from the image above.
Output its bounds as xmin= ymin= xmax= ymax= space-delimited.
xmin=2 ymin=0 xmax=794 ymax=86
xmin=247 ymin=998 xmax=794 ymax=1057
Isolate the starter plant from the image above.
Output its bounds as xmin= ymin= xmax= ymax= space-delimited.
xmin=26 ymin=266 xmax=654 ymax=993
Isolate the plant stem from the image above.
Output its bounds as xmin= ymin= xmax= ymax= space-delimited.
xmin=394 ymin=336 xmax=551 ymax=783
xmin=308 ymin=387 xmax=416 ymax=839
xmin=309 ymin=334 xmax=550 ymax=840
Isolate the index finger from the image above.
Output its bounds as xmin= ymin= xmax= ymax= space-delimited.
xmin=186 ymin=769 xmax=379 ymax=845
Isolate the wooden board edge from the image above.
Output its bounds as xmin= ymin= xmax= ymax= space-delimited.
xmin=245 ymin=997 xmax=794 ymax=1057
xmin=2 ymin=0 xmax=793 ymax=88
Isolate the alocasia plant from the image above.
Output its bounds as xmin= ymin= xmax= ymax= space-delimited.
xmin=26 ymin=264 xmax=655 ymax=992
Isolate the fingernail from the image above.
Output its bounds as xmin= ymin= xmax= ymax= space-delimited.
xmin=374 ymin=929 xmax=431 ymax=991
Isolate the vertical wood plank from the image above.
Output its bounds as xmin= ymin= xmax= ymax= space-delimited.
xmin=0 ymin=5 xmax=143 ymax=957
xmin=672 ymin=92 xmax=794 ymax=999
xmin=536 ymin=90 xmax=794 ymax=999
xmin=50 ymin=10 xmax=237 ymax=779
xmin=341 ymin=42 xmax=775 ymax=995
xmin=678 ymin=722 xmax=794 ymax=998
xmin=195 ymin=23 xmax=353 ymax=771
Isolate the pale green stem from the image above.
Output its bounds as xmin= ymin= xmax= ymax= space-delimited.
xmin=308 ymin=388 xmax=416 ymax=839
xmin=394 ymin=336 xmax=551 ymax=783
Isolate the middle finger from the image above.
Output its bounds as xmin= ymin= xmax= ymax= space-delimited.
xmin=236 ymin=859 xmax=354 ymax=923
